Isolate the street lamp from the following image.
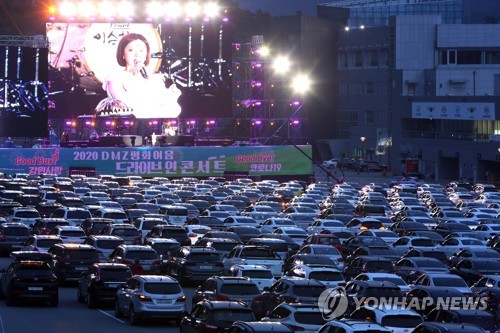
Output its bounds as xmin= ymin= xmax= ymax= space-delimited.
xmin=360 ymin=136 xmax=366 ymax=159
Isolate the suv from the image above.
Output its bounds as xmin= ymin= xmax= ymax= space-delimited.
xmin=21 ymin=235 xmax=63 ymax=252
xmin=0 ymin=222 xmax=31 ymax=254
xmin=83 ymin=235 xmax=124 ymax=260
xmin=49 ymin=225 xmax=87 ymax=244
xmin=48 ymin=243 xmax=99 ymax=283
xmin=77 ymin=262 xmax=132 ymax=308
xmin=164 ymin=247 xmax=224 ymax=284
xmin=318 ymin=319 xmax=391 ymax=333
xmin=180 ymin=300 xmax=256 ymax=332
xmin=100 ymin=223 xmax=141 ymax=245
xmin=50 ymin=207 xmax=92 ymax=226
xmin=133 ymin=217 xmax=169 ymax=244
xmin=79 ymin=218 xmax=114 ymax=236
xmin=114 ymin=275 xmax=186 ymax=325
xmin=108 ymin=244 xmax=160 ymax=274
xmin=262 ymin=303 xmax=328 ymax=332
xmin=6 ymin=207 xmax=41 ymax=225
xmin=192 ymin=276 xmax=262 ymax=307
xmin=144 ymin=225 xmax=191 ymax=246
xmin=0 ymin=260 xmax=58 ymax=306
xmin=349 ymin=305 xmax=424 ymax=332
xmin=30 ymin=218 xmax=70 ymax=235
xmin=229 ymin=264 xmax=276 ymax=291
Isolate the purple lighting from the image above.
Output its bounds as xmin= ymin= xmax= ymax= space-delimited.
xmin=292 ymin=100 xmax=301 ymax=106
xmin=222 ymin=17 xmax=229 ymax=22
xmin=255 ymin=120 xmax=262 ymax=125
xmin=85 ymin=121 xmax=91 ymax=125
xmin=65 ymin=121 xmax=72 ymax=126
xmin=105 ymin=121 xmax=112 ymax=125
xmin=292 ymin=120 xmax=300 ymax=125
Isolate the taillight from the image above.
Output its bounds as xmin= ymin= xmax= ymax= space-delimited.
xmin=138 ymin=295 xmax=153 ymax=302
xmin=216 ymin=295 xmax=229 ymax=301
xmin=253 ymin=295 xmax=264 ymax=302
xmin=0 ymin=235 xmax=7 ymax=240
xmin=152 ymin=260 xmax=161 ymax=266
xmin=122 ymin=259 xmax=132 ymax=265
xmin=177 ymin=295 xmax=186 ymax=302
xmin=337 ymin=258 xmax=344 ymax=262
xmin=188 ymin=233 xmax=197 ymax=238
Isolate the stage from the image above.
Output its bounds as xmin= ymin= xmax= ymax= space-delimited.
xmin=0 ymin=144 xmax=313 ymax=179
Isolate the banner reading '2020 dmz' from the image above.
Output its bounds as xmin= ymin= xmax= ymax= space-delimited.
xmin=0 ymin=146 xmax=313 ymax=177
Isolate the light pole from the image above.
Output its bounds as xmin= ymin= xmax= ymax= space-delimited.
xmin=360 ymin=136 xmax=366 ymax=159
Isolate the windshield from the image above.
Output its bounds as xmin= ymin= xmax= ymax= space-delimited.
xmin=96 ymin=240 xmax=124 ymax=249
xmin=412 ymin=239 xmax=434 ymax=246
xmin=433 ymin=277 xmax=467 ymax=287
xmin=150 ymin=243 xmax=180 ymax=254
xmin=309 ymin=271 xmax=344 ymax=281
xmin=104 ymin=212 xmax=127 ymax=220
xmin=381 ymin=315 xmax=423 ymax=328
xmin=144 ymin=282 xmax=181 ymax=294
xmin=124 ymin=250 xmax=158 ymax=260
xmin=210 ymin=310 xmax=255 ymax=323
xmin=240 ymin=249 xmax=279 ymax=259
xmin=37 ymin=239 xmax=63 ymax=247
xmin=294 ymin=312 xmax=328 ymax=325
xmin=64 ymin=250 xmax=98 ymax=259
xmin=460 ymin=315 xmax=498 ymax=330
xmin=67 ymin=211 xmax=91 ymax=219
xmin=16 ymin=211 xmax=40 ymax=218
xmin=219 ymin=284 xmax=259 ymax=295
xmin=101 ymin=268 xmax=131 ymax=281
xmin=372 ymin=277 xmax=406 ymax=285
xmin=292 ymin=285 xmax=326 ymax=297
xmin=60 ymin=230 xmax=85 ymax=237
xmin=112 ymin=229 xmax=138 ymax=237
xmin=242 ymin=270 xmax=273 ymax=279
xmin=4 ymin=228 xmax=30 ymax=236
xmin=187 ymin=253 xmax=221 ymax=262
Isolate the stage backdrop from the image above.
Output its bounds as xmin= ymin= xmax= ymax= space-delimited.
xmin=0 ymin=146 xmax=312 ymax=177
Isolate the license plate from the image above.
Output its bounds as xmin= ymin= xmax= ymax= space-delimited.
xmin=156 ymin=299 xmax=172 ymax=304
xmin=75 ymin=267 xmax=87 ymax=271
xmin=28 ymin=287 xmax=43 ymax=291
xmin=11 ymin=245 xmax=21 ymax=249
xmin=200 ymin=266 xmax=213 ymax=270
xmin=107 ymin=283 xmax=118 ymax=288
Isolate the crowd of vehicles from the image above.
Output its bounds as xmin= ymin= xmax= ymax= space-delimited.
xmin=0 ymin=172 xmax=499 ymax=332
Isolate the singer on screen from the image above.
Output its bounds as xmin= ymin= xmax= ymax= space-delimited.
xmin=100 ymin=33 xmax=182 ymax=119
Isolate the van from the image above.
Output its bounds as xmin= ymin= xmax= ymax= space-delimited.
xmin=160 ymin=205 xmax=188 ymax=226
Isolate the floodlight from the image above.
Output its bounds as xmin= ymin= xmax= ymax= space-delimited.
xmin=204 ymin=3 xmax=220 ymax=18
xmin=185 ymin=2 xmax=201 ymax=18
xmin=79 ymin=1 xmax=96 ymax=17
xmin=165 ymin=1 xmax=182 ymax=19
xmin=117 ymin=1 xmax=135 ymax=18
xmin=272 ymin=56 xmax=291 ymax=74
xmin=59 ymin=1 xmax=76 ymax=17
xmin=291 ymin=74 xmax=311 ymax=94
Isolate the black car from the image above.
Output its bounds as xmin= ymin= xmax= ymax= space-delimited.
xmin=426 ymin=308 xmax=499 ymax=332
xmin=48 ymin=243 xmax=99 ymax=283
xmin=394 ymin=257 xmax=450 ymax=283
xmin=341 ymin=236 xmax=387 ymax=257
xmin=34 ymin=202 xmax=63 ymax=218
xmin=0 ymin=222 xmax=31 ymax=254
xmin=192 ymin=276 xmax=261 ymax=307
xmin=0 ymin=260 xmax=58 ymax=306
xmin=77 ymin=263 xmax=132 ymax=308
xmin=406 ymin=286 xmax=465 ymax=317
xmin=226 ymin=226 xmax=261 ymax=243
xmin=282 ymin=254 xmax=338 ymax=275
xmin=451 ymin=258 xmax=500 ymax=285
xmin=345 ymin=245 xmax=400 ymax=264
xmin=30 ymin=218 xmax=70 ymax=235
xmin=80 ymin=218 xmax=114 ymax=236
xmin=412 ymin=322 xmax=489 ymax=333
xmin=343 ymin=255 xmax=395 ymax=280
xmin=165 ymin=247 xmax=224 ymax=284
xmin=180 ymin=300 xmax=256 ymax=333
xmin=342 ymin=280 xmax=404 ymax=315
xmin=144 ymin=225 xmax=191 ymax=246
xmin=187 ymin=216 xmax=226 ymax=231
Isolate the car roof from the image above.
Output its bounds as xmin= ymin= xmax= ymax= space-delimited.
xmin=233 ymin=321 xmax=293 ymax=332
xmin=134 ymin=275 xmax=179 ymax=283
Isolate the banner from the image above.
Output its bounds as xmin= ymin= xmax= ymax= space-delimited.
xmin=0 ymin=146 xmax=313 ymax=177
xmin=412 ymin=102 xmax=495 ymax=120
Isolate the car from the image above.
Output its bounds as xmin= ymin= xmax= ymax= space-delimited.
xmin=412 ymin=322 xmax=488 ymax=333
xmin=6 ymin=207 xmax=41 ymax=225
xmin=390 ymin=236 xmax=437 ymax=256
xmin=49 ymin=225 xmax=87 ymax=244
xmin=133 ymin=216 xmax=170 ymax=243
xmin=262 ymin=303 xmax=328 ymax=332
xmin=108 ymin=244 xmax=161 ymax=274
xmin=164 ymin=246 xmax=224 ymax=284
xmin=354 ymin=272 xmax=411 ymax=293
xmin=413 ymin=273 xmax=472 ymax=296
xmin=50 ymin=207 xmax=92 ymax=226
xmin=284 ymin=264 xmax=346 ymax=288
xmin=341 ymin=280 xmax=405 ymax=315
xmin=448 ymin=248 xmax=500 ymax=267
xmin=341 ymin=235 xmax=387 ymax=257
xmin=256 ymin=277 xmax=327 ymax=318
xmin=114 ymin=275 xmax=186 ymax=325
xmin=0 ymin=260 xmax=58 ymax=306
xmin=306 ymin=219 xmax=347 ymax=235
xmin=272 ymin=226 xmax=309 ymax=245
xmin=83 ymin=235 xmax=125 ymax=261
xmin=451 ymin=258 xmax=500 ymax=285
xmin=358 ymin=229 xmax=400 ymax=245
xmin=321 ymin=158 xmax=340 ymax=168
xmin=143 ymin=237 xmax=181 ymax=261
xmin=192 ymin=276 xmax=262 ymax=308
xmin=21 ymin=235 xmax=63 ymax=252
xmin=222 ymin=216 xmax=260 ymax=228
xmin=48 ymin=243 xmax=99 ymax=283
xmin=296 ymin=244 xmax=345 ymax=269
xmin=349 ymin=305 xmax=424 ymax=333
xmin=180 ymin=300 xmax=256 ymax=332
xmin=222 ymin=245 xmax=284 ymax=277
xmin=470 ymin=275 xmax=500 ymax=293
xmin=100 ymin=223 xmax=141 ymax=245
xmin=394 ymin=257 xmax=450 ymax=283
xmin=187 ymin=216 xmax=226 ymax=231
xmin=144 ymin=225 xmax=191 ymax=246
xmin=0 ymin=222 xmax=31 ymax=254
xmin=318 ymin=319 xmax=391 ymax=333
xmin=79 ymin=217 xmax=114 ymax=236
xmin=405 ymin=286 xmax=466 ymax=317
xmin=426 ymin=309 xmax=499 ymax=333
xmin=437 ymin=237 xmax=487 ymax=257
xmin=343 ymin=256 xmax=395 ymax=280
xmin=227 ymin=321 xmax=294 ymax=333
xmin=77 ymin=262 xmax=132 ymax=308
xmin=226 ymin=226 xmax=261 ymax=243
xmin=228 ymin=264 xmax=276 ymax=291
xmin=258 ymin=217 xmax=297 ymax=233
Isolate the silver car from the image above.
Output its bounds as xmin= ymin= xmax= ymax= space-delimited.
xmin=115 ymin=275 xmax=186 ymax=325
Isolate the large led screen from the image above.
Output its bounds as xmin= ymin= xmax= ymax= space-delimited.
xmin=0 ymin=46 xmax=49 ymax=137
xmin=46 ymin=22 xmax=232 ymax=119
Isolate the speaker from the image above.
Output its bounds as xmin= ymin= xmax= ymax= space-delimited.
xmin=157 ymin=135 xmax=194 ymax=146
xmin=98 ymin=135 xmax=143 ymax=147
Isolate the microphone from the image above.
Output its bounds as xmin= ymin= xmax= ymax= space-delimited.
xmin=135 ymin=59 xmax=148 ymax=79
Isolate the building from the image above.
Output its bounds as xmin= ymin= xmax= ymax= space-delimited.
xmin=316 ymin=0 xmax=500 ymax=183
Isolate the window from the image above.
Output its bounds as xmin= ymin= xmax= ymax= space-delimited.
xmin=354 ymin=51 xmax=363 ymax=67
xmin=366 ymin=110 xmax=374 ymax=124
xmin=369 ymin=50 xmax=379 ymax=66
xmin=366 ymin=81 xmax=374 ymax=94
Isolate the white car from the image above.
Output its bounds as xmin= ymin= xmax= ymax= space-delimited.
xmin=413 ymin=273 xmax=472 ymax=296
xmin=349 ymin=306 xmax=423 ymax=333
xmin=229 ymin=264 xmax=276 ymax=291
xmin=21 ymin=235 xmax=63 ymax=252
xmin=318 ymin=320 xmax=391 ymax=333
xmin=306 ymin=219 xmax=347 ymax=234
xmin=321 ymin=158 xmax=340 ymax=169
xmin=262 ymin=303 xmax=327 ymax=333
xmin=259 ymin=217 xmax=297 ymax=234
xmin=184 ymin=225 xmax=212 ymax=245
xmin=390 ymin=236 xmax=437 ymax=256
xmin=437 ymin=237 xmax=487 ymax=256
xmin=354 ymin=272 xmax=411 ymax=293
xmin=273 ymin=227 xmax=309 ymax=245
xmin=358 ymin=229 xmax=400 ymax=245
xmin=296 ymin=244 xmax=344 ymax=270
xmin=285 ymin=264 xmax=345 ymax=288
xmin=6 ymin=207 xmax=41 ymax=226
xmin=49 ymin=225 xmax=87 ymax=244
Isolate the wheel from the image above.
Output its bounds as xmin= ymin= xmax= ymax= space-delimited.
xmin=114 ymin=300 xmax=123 ymax=318
xmin=77 ymin=288 xmax=84 ymax=303
xmin=5 ymin=291 xmax=14 ymax=306
xmin=129 ymin=305 xmax=140 ymax=325
xmin=49 ymin=296 xmax=58 ymax=307
xmin=87 ymin=291 xmax=96 ymax=309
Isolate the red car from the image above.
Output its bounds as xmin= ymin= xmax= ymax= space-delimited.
xmin=303 ymin=234 xmax=343 ymax=254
